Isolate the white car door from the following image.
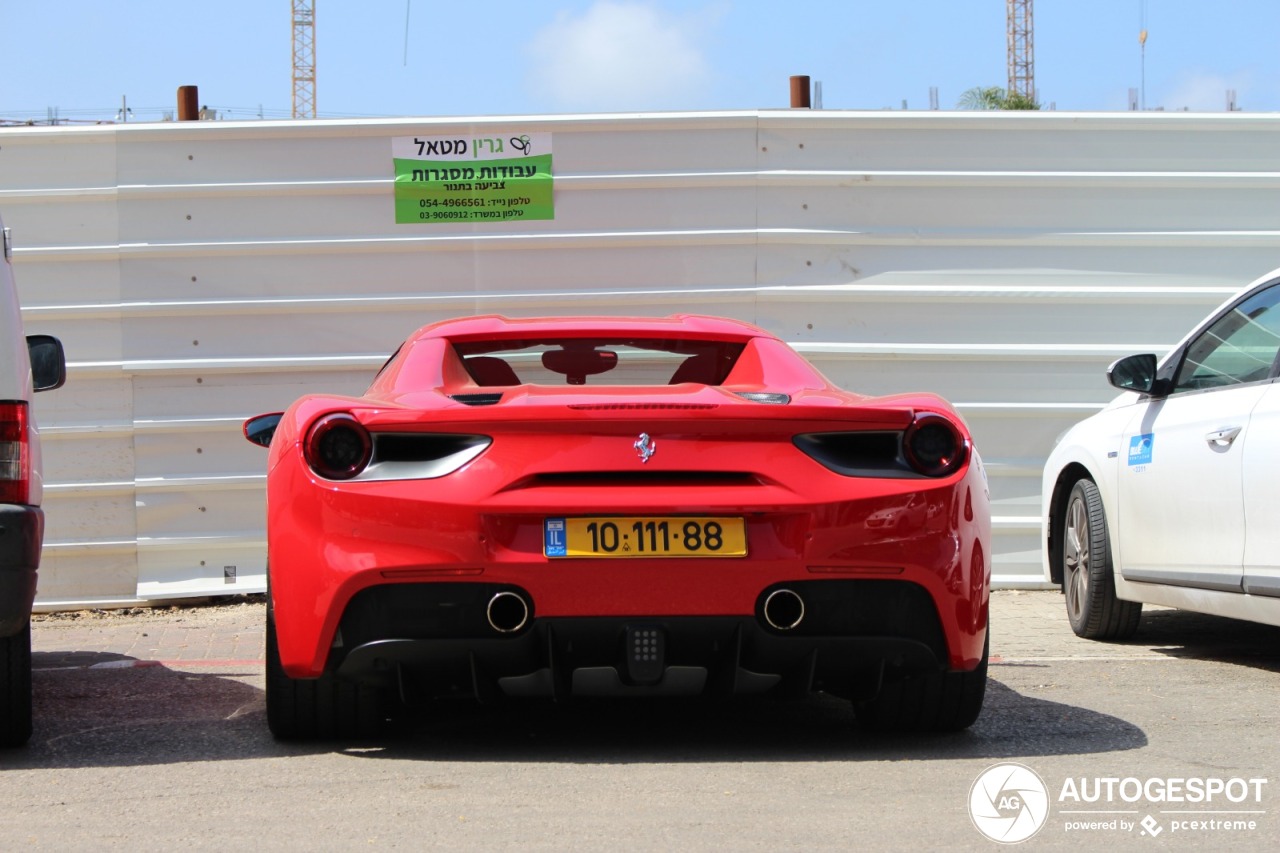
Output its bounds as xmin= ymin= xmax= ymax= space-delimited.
xmin=1242 ymin=381 xmax=1280 ymax=598
xmin=1117 ymin=283 xmax=1280 ymax=592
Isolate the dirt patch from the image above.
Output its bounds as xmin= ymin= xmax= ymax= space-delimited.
xmin=32 ymin=594 xmax=266 ymax=624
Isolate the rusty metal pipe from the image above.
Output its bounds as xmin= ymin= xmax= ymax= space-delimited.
xmin=790 ymin=75 xmax=811 ymax=109
xmin=177 ymin=86 xmax=199 ymax=121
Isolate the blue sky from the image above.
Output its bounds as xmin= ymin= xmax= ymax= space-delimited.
xmin=1 ymin=1 xmax=1277 ymax=122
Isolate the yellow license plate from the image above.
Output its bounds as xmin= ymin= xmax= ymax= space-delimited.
xmin=544 ymin=516 xmax=746 ymax=558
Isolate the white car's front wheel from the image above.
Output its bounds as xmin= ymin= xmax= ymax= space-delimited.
xmin=1062 ymin=478 xmax=1142 ymax=640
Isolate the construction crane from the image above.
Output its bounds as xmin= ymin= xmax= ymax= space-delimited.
xmin=292 ymin=0 xmax=317 ymax=118
xmin=1006 ymin=0 xmax=1034 ymax=102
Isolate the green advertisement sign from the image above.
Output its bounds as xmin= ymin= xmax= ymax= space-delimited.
xmin=392 ymin=133 xmax=553 ymax=224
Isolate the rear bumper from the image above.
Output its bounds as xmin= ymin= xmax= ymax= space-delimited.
xmin=0 ymin=504 xmax=43 ymax=636
xmin=268 ymin=445 xmax=991 ymax=677
xmin=328 ymin=579 xmax=964 ymax=701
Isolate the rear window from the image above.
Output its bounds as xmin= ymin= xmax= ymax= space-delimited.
xmin=452 ymin=337 xmax=745 ymax=387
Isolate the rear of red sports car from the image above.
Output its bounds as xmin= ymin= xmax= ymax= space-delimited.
xmin=247 ymin=315 xmax=991 ymax=739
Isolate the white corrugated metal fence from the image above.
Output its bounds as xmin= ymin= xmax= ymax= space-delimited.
xmin=3 ymin=110 xmax=1276 ymax=605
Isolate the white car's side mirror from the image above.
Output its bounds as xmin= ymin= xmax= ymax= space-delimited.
xmin=1106 ymin=353 xmax=1160 ymax=395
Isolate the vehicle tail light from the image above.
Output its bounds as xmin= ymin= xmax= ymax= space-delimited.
xmin=304 ymin=413 xmax=372 ymax=480
xmin=0 ymin=401 xmax=31 ymax=504
xmin=903 ymin=412 xmax=967 ymax=477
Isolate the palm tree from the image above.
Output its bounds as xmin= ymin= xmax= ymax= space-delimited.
xmin=956 ymin=86 xmax=1040 ymax=110
xmin=1001 ymin=91 xmax=1040 ymax=110
xmin=957 ymin=86 xmax=1006 ymax=110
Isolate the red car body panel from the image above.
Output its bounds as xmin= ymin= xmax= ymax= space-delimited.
xmin=256 ymin=315 xmax=990 ymax=692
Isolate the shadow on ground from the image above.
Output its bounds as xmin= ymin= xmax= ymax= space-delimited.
xmin=344 ymin=675 xmax=1146 ymax=764
xmin=1124 ymin=608 xmax=1280 ymax=672
xmin=6 ymin=651 xmax=1146 ymax=769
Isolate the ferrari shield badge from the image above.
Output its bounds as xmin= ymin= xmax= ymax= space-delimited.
xmin=634 ymin=433 xmax=656 ymax=464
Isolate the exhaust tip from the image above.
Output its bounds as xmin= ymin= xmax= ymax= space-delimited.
xmin=487 ymin=591 xmax=530 ymax=634
xmin=762 ymin=588 xmax=805 ymax=631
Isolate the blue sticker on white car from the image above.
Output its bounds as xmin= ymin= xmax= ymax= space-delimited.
xmin=1128 ymin=433 xmax=1153 ymax=466
xmin=544 ymin=518 xmax=567 ymax=557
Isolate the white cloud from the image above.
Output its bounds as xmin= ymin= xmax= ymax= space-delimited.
xmin=526 ymin=1 xmax=716 ymax=111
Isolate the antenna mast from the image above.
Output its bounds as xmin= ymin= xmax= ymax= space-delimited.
xmin=292 ymin=0 xmax=317 ymax=118
xmin=1007 ymin=0 xmax=1034 ymax=101
xmin=1139 ymin=0 xmax=1148 ymax=110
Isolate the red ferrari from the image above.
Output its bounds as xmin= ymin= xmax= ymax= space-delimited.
xmin=244 ymin=315 xmax=991 ymax=739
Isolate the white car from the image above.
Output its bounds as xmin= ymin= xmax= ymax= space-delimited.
xmin=1042 ymin=267 xmax=1280 ymax=639
xmin=1 ymin=218 xmax=66 ymax=747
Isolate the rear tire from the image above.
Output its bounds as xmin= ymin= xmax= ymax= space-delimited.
xmin=1061 ymin=478 xmax=1141 ymax=640
xmin=855 ymin=629 xmax=988 ymax=732
xmin=265 ymin=600 xmax=384 ymax=741
xmin=0 ymin=622 xmax=33 ymax=748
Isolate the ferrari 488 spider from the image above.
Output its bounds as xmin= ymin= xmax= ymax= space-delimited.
xmin=244 ymin=315 xmax=990 ymax=739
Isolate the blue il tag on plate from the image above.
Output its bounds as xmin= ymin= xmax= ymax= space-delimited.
xmin=544 ymin=518 xmax=567 ymax=557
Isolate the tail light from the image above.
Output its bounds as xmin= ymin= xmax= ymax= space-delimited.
xmin=1 ymin=401 xmax=31 ymax=504
xmin=304 ymin=413 xmax=372 ymax=480
xmin=903 ymin=412 xmax=967 ymax=477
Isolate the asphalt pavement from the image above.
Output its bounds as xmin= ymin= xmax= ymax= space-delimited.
xmin=11 ymin=590 xmax=1280 ymax=852
xmin=28 ymin=588 xmax=1266 ymax=669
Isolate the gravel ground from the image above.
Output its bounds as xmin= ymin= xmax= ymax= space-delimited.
xmin=30 ymin=594 xmax=267 ymax=625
